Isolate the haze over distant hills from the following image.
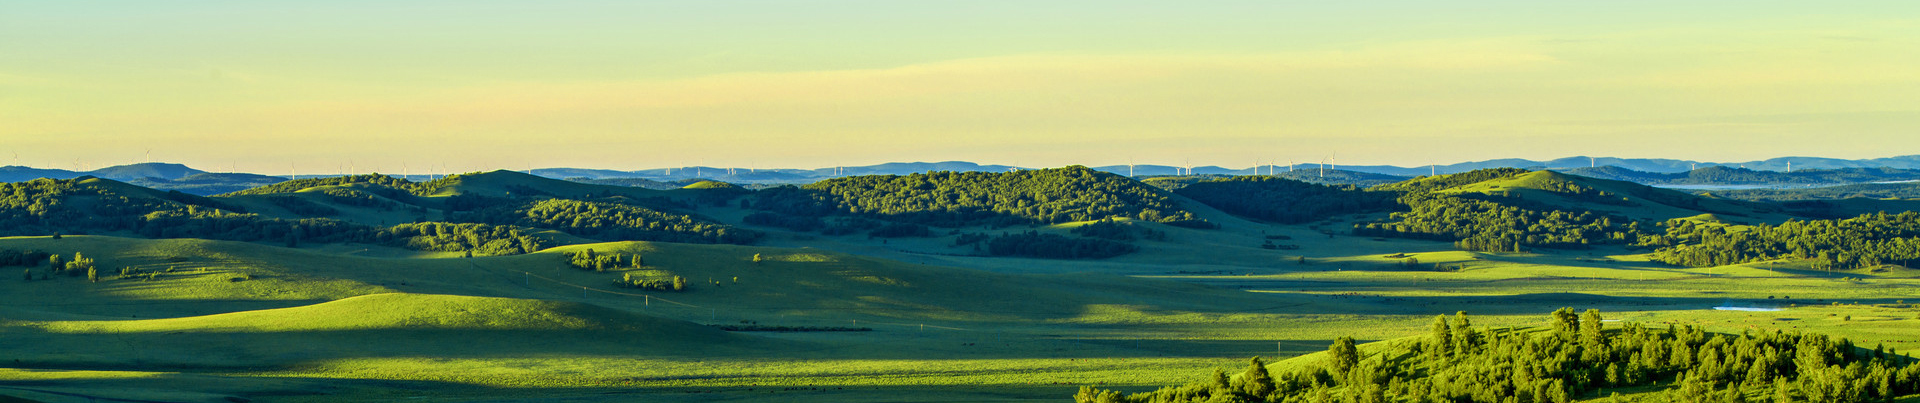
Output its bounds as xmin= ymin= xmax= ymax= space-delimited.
xmin=7 ymin=155 xmax=1920 ymax=195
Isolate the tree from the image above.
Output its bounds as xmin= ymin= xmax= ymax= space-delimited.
xmin=1581 ymin=309 xmax=1608 ymax=362
xmin=1429 ymin=315 xmax=1453 ymax=360
xmin=752 ymin=253 xmax=763 ymax=265
xmin=1239 ymin=356 xmax=1276 ymax=397
xmin=48 ymin=254 xmax=62 ymax=273
xmin=87 ymin=266 xmax=97 ymax=282
xmin=1551 ymin=307 xmax=1580 ymax=336
xmin=22 ymin=268 xmax=29 ymax=282
xmin=672 ymin=276 xmax=686 ymax=291
xmin=1453 ymin=311 xmax=1479 ymax=353
xmin=1327 ymin=336 xmax=1359 ymax=376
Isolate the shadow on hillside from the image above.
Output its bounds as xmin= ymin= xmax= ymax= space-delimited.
xmin=3 ymin=298 xmax=328 ymax=320
xmin=0 ymin=325 xmax=779 ymax=371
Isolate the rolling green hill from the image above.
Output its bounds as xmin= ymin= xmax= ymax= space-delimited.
xmin=7 ymin=167 xmax=1920 ymax=402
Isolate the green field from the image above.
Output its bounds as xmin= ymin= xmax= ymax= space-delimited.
xmin=2 ymin=170 xmax=1918 ymax=402
xmin=3 ymin=224 xmax=1915 ymax=401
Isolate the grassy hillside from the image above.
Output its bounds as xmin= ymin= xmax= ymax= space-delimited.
xmin=9 ymin=168 xmax=1920 ymax=402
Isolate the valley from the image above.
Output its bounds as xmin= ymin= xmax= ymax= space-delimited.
xmin=0 ymin=166 xmax=1915 ymax=402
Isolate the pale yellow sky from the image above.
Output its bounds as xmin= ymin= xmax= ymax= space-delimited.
xmin=3 ymin=2 xmax=1917 ymax=172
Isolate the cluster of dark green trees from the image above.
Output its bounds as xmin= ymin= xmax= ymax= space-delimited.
xmin=618 ymin=272 xmax=686 ymax=292
xmin=566 ymin=249 xmax=638 ymax=272
xmin=224 ymin=174 xmax=427 ymax=198
xmin=0 ymin=249 xmax=51 ymax=268
xmin=564 ymin=249 xmax=687 ymax=291
xmin=1352 ymin=192 xmax=1647 ymax=252
xmin=24 ymin=252 xmax=97 ymax=281
xmin=454 ymin=198 xmax=759 ymax=245
xmin=1174 ymin=177 xmax=1398 ymax=224
xmin=749 ymin=166 xmax=1212 ymax=228
xmin=1647 ymin=212 xmax=1920 ymax=270
xmin=1076 ymin=309 xmax=1920 ymax=403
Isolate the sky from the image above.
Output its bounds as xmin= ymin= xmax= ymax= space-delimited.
xmin=3 ymin=1 xmax=1918 ymax=173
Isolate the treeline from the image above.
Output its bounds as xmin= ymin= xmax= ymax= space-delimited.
xmin=564 ymin=249 xmax=687 ymax=292
xmin=453 ymin=199 xmax=758 ymax=245
xmin=1076 ymin=308 xmax=1920 ymax=403
xmin=1648 ymin=212 xmax=1920 ymax=270
xmin=1173 ymin=176 xmax=1398 ymax=224
xmin=0 ymin=249 xmax=51 ymax=268
xmin=749 ymin=166 xmax=1212 ymax=228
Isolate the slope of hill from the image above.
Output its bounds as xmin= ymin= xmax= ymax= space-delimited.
xmin=1345 ymin=169 xmax=1801 ymax=252
xmin=1439 ymin=170 xmax=1787 ymax=221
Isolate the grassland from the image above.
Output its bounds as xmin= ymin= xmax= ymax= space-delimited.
xmin=3 ymin=172 xmax=1918 ymax=402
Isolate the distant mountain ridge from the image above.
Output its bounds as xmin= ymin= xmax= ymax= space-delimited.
xmin=0 ymin=163 xmax=210 ymax=183
xmin=523 ymin=156 xmax=1920 ymax=182
xmin=7 ymin=155 xmax=1920 ymax=193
